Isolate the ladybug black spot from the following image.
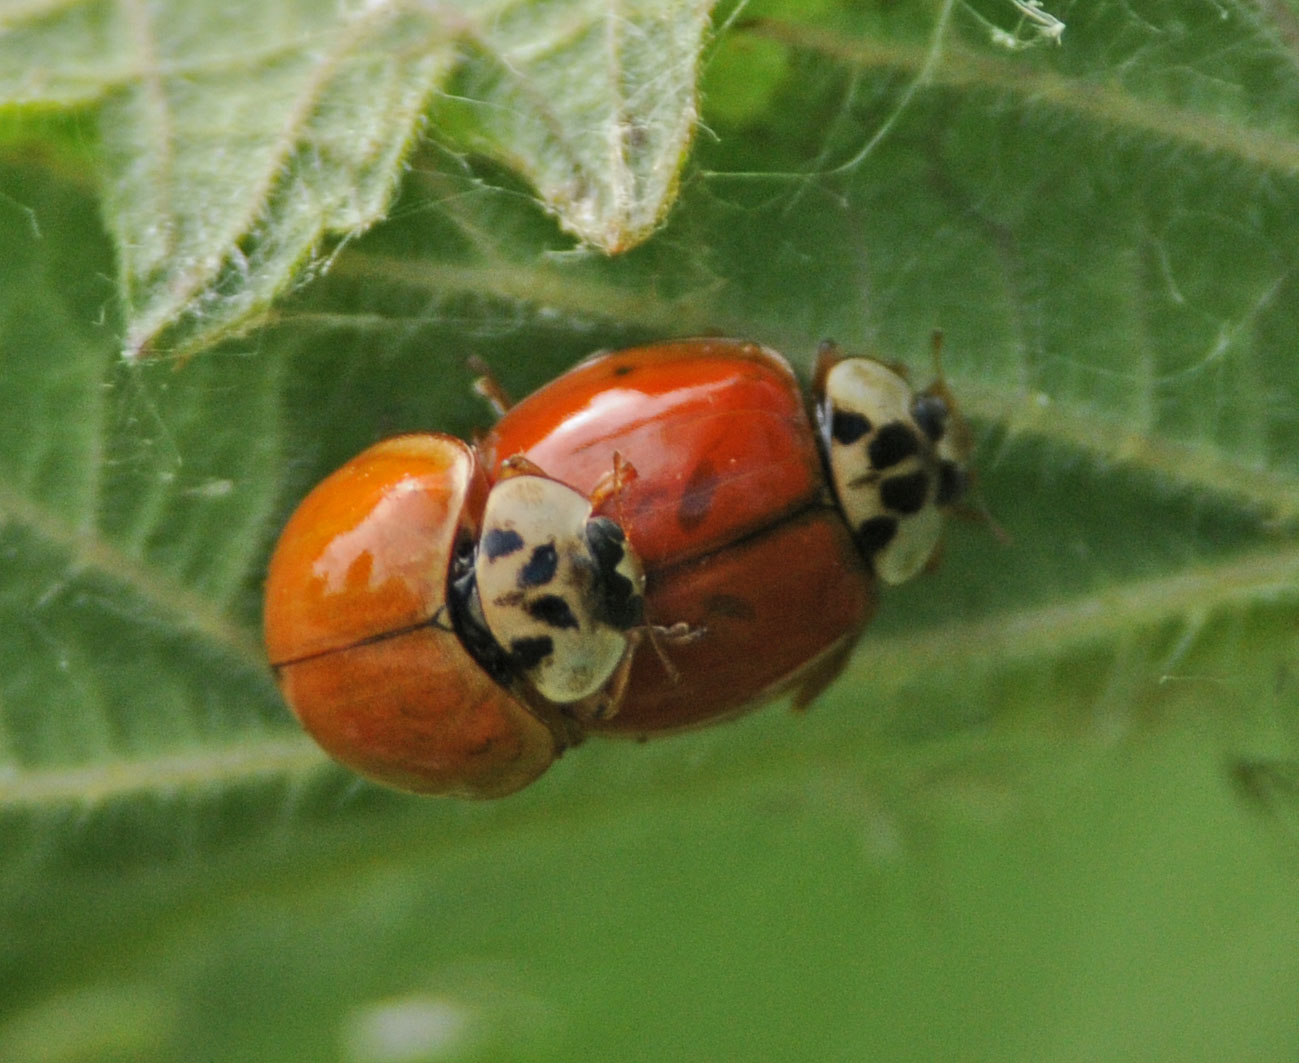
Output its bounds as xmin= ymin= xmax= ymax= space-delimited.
xmin=510 ymin=635 xmax=554 ymax=670
xmin=911 ymin=395 xmax=949 ymax=443
xmin=869 ymin=422 xmax=920 ymax=470
xmin=482 ymin=527 xmax=525 ymax=561
xmin=518 ymin=543 xmax=559 ymax=588
xmin=527 ymin=594 xmax=580 ymax=630
xmin=703 ymin=594 xmax=757 ymax=621
xmin=880 ymin=471 xmax=929 ymax=515
xmin=677 ymin=459 xmax=718 ymax=532
xmin=856 ymin=516 xmax=898 ymax=557
xmin=831 ymin=409 xmax=871 ymax=446
xmin=599 ymin=573 xmax=643 ymax=630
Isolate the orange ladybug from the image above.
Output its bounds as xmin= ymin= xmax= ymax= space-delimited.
xmin=264 ymin=435 xmax=646 ymax=796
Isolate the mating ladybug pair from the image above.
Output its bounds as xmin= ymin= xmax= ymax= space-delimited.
xmin=263 ymin=338 xmax=972 ymax=798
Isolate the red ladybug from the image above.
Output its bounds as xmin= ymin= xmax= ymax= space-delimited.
xmin=477 ymin=339 xmax=886 ymax=735
xmin=263 ymin=434 xmax=648 ymax=796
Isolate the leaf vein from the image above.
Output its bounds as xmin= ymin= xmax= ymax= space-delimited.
xmin=0 ymin=476 xmax=263 ymax=668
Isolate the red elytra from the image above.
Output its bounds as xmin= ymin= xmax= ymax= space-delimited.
xmin=477 ymin=339 xmax=878 ymax=735
xmin=263 ymin=434 xmax=568 ymax=797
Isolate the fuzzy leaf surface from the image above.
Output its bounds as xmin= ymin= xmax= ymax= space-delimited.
xmin=3 ymin=2 xmax=1299 ymax=1060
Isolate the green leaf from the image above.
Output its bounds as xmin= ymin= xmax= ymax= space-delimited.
xmin=434 ymin=0 xmax=712 ymax=253
xmin=6 ymin=1 xmax=1299 ymax=1060
xmin=0 ymin=0 xmax=711 ymax=359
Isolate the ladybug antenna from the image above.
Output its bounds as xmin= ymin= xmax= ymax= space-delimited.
xmin=946 ymin=458 xmax=1012 ymax=545
xmin=929 ymin=328 xmax=946 ymax=379
xmin=468 ymin=355 xmax=513 ymax=418
xmin=922 ymin=329 xmax=1009 ymax=545
xmin=924 ymin=329 xmax=959 ymax=410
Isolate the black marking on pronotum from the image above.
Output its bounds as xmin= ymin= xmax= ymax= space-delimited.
xmin=517 ymin=542 xmax=559 ymax=588
xmin=482 ymin=527 xmax=525 ymax=561
xmin=936 ymin=460 xmax=968 ymax=507
xmin=527 ymin=594 xmax=580 ymax=630
xmin=586 ymin=517 xmax=642 ymax=630
xmin=911 ymin=394 xmax=949 ymax=443
xmin=585 ymin=517 xmax=626 ymax=569
xmin=868 ymin=422 xmax=920 ymax=470
xmin=510 ymin=635 xmax=554 ymax=670
xmin=831 ymin=409 xmax=871 ymax=446
xmin=880 ymin=471 xmax=929 ymax=515
xmin=856 ymin=515 xmax=898 ymax=556
xmin=600 ymin=573 xmax=643 ymax=630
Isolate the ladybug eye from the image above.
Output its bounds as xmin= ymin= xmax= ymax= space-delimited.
xmin=910 ymin=394 xmax=949 ymax=443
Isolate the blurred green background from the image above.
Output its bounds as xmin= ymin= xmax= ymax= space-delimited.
xmin=4 ymin=0 xmax=1299 ymax=1059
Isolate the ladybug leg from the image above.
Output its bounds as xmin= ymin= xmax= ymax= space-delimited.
xmin=942 ymin=457 xmax=1010 ymax=546
xmin=655 ymin=620 xmax=705 ymax=644
xmin=551 ymin=710 xmax=588 ymax=749
xmin=584 ymin=619 xmax=706 ymax=713
xmin=589 ymin=644 xmax=637 ymax=721
xmin=639 ymin=620 xmax=707 ymax=686
xmin=497 ymin=453 xmax=550 ymax=480
xmin=588 ymin=451 xmax=639 ymax=513
xmin=951 ymin=496 xmax=1013 ymax=545
xmin=468 ymin=356 xmax=514 ymax=418
xmin=789 ymin=630 xmax=860 ymax=711
xmin=563 ymin=641 xmax=636 ymax=723
xmin=642 ymin=627 xmax=681 ymax=685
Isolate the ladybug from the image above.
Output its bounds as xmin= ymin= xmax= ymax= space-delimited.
xmin=476 ymin=339 xmax=879 ymax=735
xmin=812 ymin=338 xmax=971 ymax=584
xmin=477 ymin=337 xmax=971 ymax=736
xmin=263 ymin=434 xmax=646 ymax=796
